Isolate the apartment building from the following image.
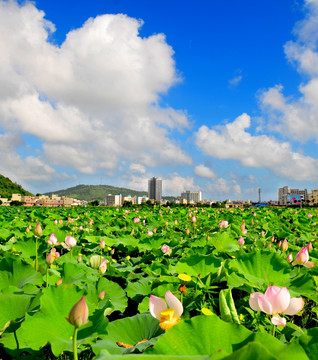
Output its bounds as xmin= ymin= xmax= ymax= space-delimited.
xmin=181 ymin=190 xmax=202 ymax=203
xmin=278 ymin=186 xmax=307 ymax=205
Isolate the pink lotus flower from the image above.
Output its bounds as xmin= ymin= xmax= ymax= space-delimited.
xmin=238 ymin=237 xmax=245 ymax=246
xmin=65 ymin=236 xmax=77 ymax=248
xmin=161 ymin=245 xmax=172 ymax=255
xmin=47 ymin=233 xmax=59 ymax=246
xmin=54 ymin=219 xmax=58 ymax=225
xmin=66 ymin=296 xmax=89 ymax=328
xmin=99 ymin=259 xmax=107 ymax=274
xmin=147 ymin=231 xmax=153 ymax=236
xmin=249 ymin=286 xmax=304 ymax=326
xmin=308 ymin=213 xmax=313 ymax=218
xmin=134 ymin=217 xmax=140 ymax=223
xmin=46 ymin=248 xmax=60 ymax=265
xmin=218 ymin=220 xmax=229 ymax=229
xmin=191 ymin=215 xmax=196 ymax=223
xmin=240 ymin=222 xmax=247 ymax=234
xmin=292 ymin=247 xmax=315 ymax=268
xmin=149 ymin=291 xmax=183 ymax=330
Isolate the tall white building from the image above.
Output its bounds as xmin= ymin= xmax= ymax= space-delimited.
xmin=181 ymin=190 xmax=202 ymax=203
xmin=106 ymin=194 xmax=122 ymax=206
xmin=148 ymin=177 xmax=162 ymax=201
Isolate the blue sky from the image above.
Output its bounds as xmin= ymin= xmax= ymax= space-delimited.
xmin=1 ymin=0 xmax=318 ymax=201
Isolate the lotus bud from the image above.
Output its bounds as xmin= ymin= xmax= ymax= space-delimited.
xmin=99 ymin=239 xmax=106 ymax=249
xmin=99 ymin=259 xmax=107 ymax=274
xmin=238 ymin=237 xmax=245 ymax=246
xmin=191 ymin=215 xmax=196 ymax=223
xmin=278 ymin=240 xmax=282 ymax=248
xmin=66 ymin=296 xmax=89 ymax=328
xmin=98 ymin=290 xmax=105 ymax=300
xmin=282 ymin=239 xmax=288 ymax=252
xmin=26 ymin=227 xmax=29 ymax=233
xmin=56 ymin=278 xmax=63 ymax=286
xmin=186 ymin=228 xmax=190 ymax=235
xmin=110 ymin=248 xmax=115 ymax=255
xmin=35 ymin=222 xmax=42 ymax=236
xmin=287 ymin=253 xmax=293 ymax=263
xmin=77 ymin=254 xmax=82 ymax=262
xmin=307 ymin=241 xmax=313 ymax=252
xmin=54 ymin=219 xmax=58 ymax=225
xmin=174 ymin=220 xmax=178 ymax=225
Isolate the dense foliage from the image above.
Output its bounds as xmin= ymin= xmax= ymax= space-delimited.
xmin=0 ymin=175 xmax=33 ymax=199
xmin=0 ymin=205 xmax=317 ymax=359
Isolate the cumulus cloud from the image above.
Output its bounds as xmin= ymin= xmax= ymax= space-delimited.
xmin=194 ymin=164 xmax=217 ymax=179
xmin=259 ymin=0 xmax=318 ymax=141
xmin=163 ymin=173 xmax=200 ymax=195
xmin=195 ymin=113 xmax=318 ymax=181
xmin=129 ymin=163 xmax=147 ymax=174
xmin=0 ymin=1 xmax=191 ymax=188
xmin=206 ymin=178 xmax=241 ymax=199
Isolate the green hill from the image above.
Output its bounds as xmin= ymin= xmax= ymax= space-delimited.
xmin=0 ymin=175 xmax=33 ymax=199
xmin=44 ymin=184 xmax=148 ymax=202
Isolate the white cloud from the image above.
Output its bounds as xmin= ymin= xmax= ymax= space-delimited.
xmin=195 ymin=113 xmax=318 ymax=181
xmin=259 ymin=0 xmax=318 ymax=141
xmin=0 ymin=1 xmax=191 ymax=186
xmin=163 ymin=173 xmax=200 ymax=195
xmin=206 ymin=178 xmax=241 ymax=199
xmin=194 ymin=164 xmax=217 ymax=179
xmin=228 ymin=75 xmax=243 ymax=87
xmin=129 ymin=163 xmax=146 ymax=174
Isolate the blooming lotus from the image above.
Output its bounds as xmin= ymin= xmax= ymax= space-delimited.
xmin=46 ymin=248 xmax=60 ymax=265
xmin=161 ymin=245 xmax=171 ymax=255
xmin=149 ymin=291 xmax=183 ymax=330
xmin=61 ymin=236 xmax=77 ymax=250
xmin=66 ymin=296 xmax=89 ymax=328
xmin=249 ymin=286 xmax=304 ymax=326
xmin=218 ymin=220 xmax=229 ymax=229
xmin=292 ymin=247 xmax=315 ymax=268
xmin=47 ymin=233 xmax=59 ymax=246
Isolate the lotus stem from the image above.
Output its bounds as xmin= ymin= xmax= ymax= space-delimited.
xmin=35 ymin=236 xmax=38 ymax=271
xmin=14 ymin=330 xmax=19 ymax=358
xmin=73 ymin=327 xmax=78 ymax=360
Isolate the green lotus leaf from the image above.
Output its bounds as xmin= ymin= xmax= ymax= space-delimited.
xmin=174 ymin=254 xmax=222 ymax=278
xmin=1 ymin=284 xmax=107 ymax=356
xmin=92 ymin=313 xmax=163 ymax=356
xmin=0 ymin=258 xmax=43 ymax=290
xmin=229 ymin=250 xmax=291 ymax=290
xmin=148 ymin=315 xmax=285 ymax=356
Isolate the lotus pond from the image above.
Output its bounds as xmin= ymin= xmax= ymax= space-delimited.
xmin=0 ymin=205 xmax=318 ymax=360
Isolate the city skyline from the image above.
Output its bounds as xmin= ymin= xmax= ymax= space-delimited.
xmin=1 ymin=1 xmax=318 ymax=201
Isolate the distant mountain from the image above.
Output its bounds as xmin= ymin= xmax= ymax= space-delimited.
xmin=0 ymin=175 xmax=33 ymax=199
xmin=44 ymin=184 xmax=148 ymax=202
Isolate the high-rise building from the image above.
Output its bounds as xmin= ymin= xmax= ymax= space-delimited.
xmin=180 ymin=190 xmax=202 ymax=203
xmin=148 ymin=177 xmax=162 ymax=201
xmin=278 ymin=186 xmax=307 ymax=205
